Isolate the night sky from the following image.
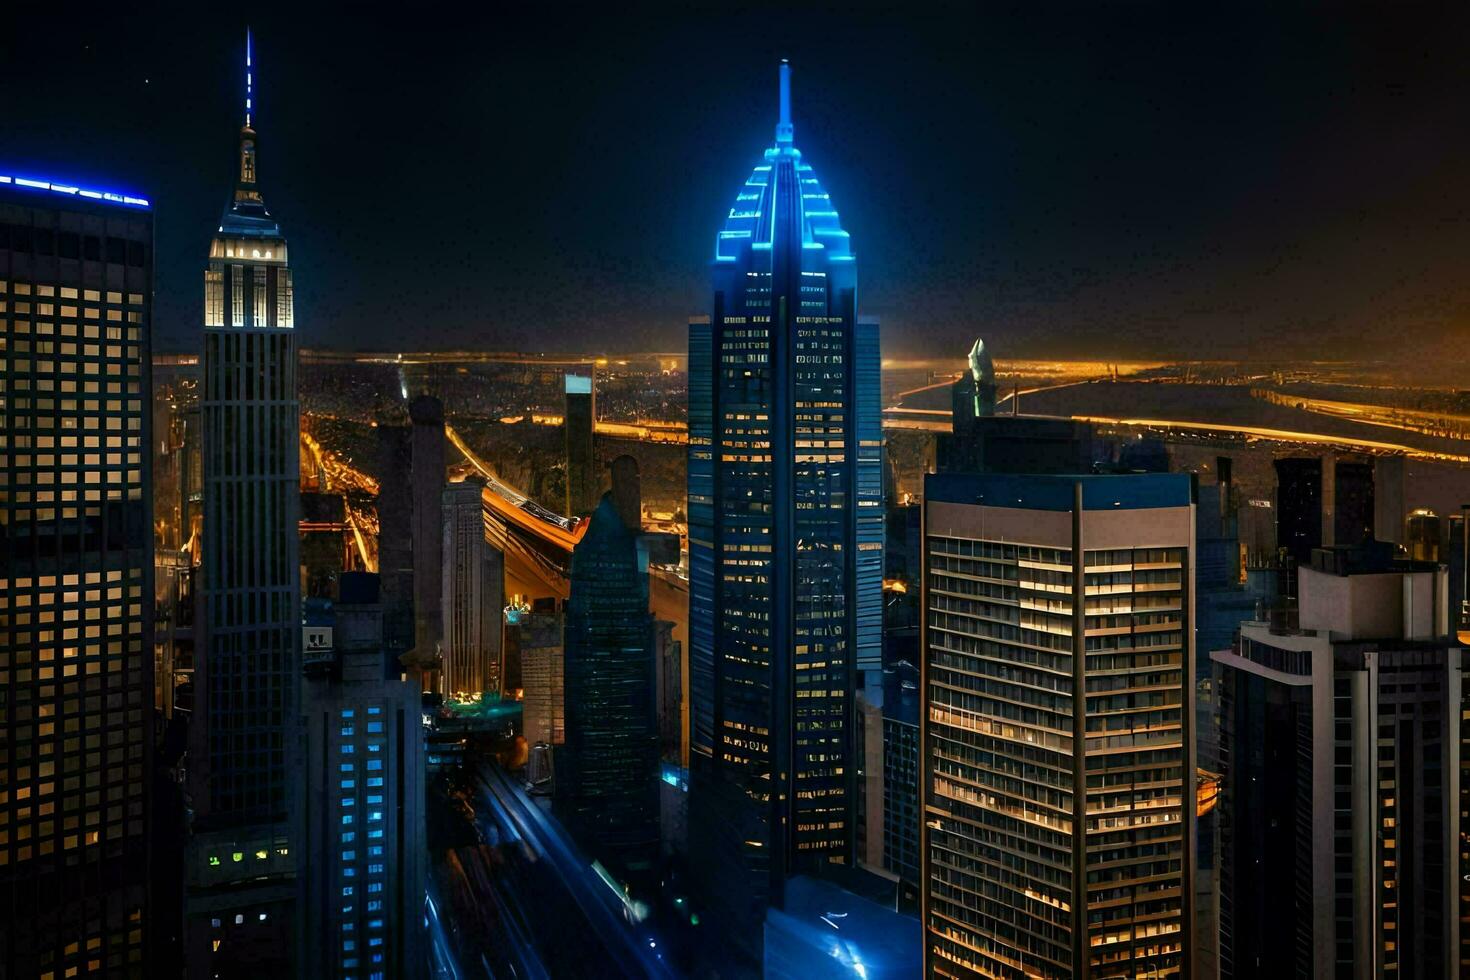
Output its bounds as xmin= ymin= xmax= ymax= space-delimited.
xmin=5 ymin=4 xmax=1470 ymax=360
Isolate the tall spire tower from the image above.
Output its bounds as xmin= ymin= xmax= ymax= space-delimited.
xmin=185 ymin=30 xmax=303 ymax=977
xmin=687 ymin=61 xmax=883 ymax=962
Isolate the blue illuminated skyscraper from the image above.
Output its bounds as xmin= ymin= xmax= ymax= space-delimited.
xmin=687 ymin=61 xmax=883 ymax=954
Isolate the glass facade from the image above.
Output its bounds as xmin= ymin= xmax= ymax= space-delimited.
xmin=0 ymin=182 xmax=153 ymax=979
xmin=687 ymin=63 xmax=882 ymax=946
xmin=921 ymin=473 xmax=1194 ymax=979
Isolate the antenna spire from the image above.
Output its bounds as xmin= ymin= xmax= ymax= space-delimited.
xmin=775 ymin=60 xmax=793 ymax=146
xmin=244 ymin=28 xmax=254 ymax=129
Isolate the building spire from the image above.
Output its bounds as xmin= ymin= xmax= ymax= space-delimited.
xmin=775 ymin=59 xmax=793 ymax=146
xmin=244 ymin=28 xmax=254 ymax=129
xmin=236 ymin=29 xmax=259 ymax=195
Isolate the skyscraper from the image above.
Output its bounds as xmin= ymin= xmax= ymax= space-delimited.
xmin=562 ymin=456 xmax=660 ymax=875
xmin=441 ymin=478 xmax=502 ymax=698
xmin=687 ymin=61 xmax=883 ymax=950
xmin=564 ymin=370 xmax=596 ymax=518
xmin=0 ymin=172 xmax=155 ymax=978
xmin=920 ymin=472 xmax=1196 ymax=977
xmin=186 ymin=34 xmax=303 ymax=976
xmin=1213 ymin=546 xmax=1469 ymax=977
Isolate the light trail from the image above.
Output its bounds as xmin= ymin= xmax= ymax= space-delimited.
xmin=1068 ymin=414 xmax=1470 ymax=462
xmin=444 ymin=424 xmax=586 ymax=551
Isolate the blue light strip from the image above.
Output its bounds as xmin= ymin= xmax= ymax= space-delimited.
xmin=0 ymin=173 xmax=151 ymax=209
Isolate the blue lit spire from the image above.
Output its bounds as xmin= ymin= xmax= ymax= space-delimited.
xmin=245 ymin=28 xmax=253 ymax=129
xmin=714 ymin=61 xmax=852 ymax=265
xmin=222 ymin=29 xmax=279 ymax=236
xmin=775 ymin=59 xmax=793 ymax=146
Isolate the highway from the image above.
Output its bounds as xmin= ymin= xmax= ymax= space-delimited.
xmin=466 ymin=760 xmax=676 ymax=979
xmin=428 ymin=757 xmax=676 ymax=979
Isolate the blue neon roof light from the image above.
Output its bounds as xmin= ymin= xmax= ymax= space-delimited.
xmin=713 ymin=64 xmax=851 ymax=263
xmin=0 ymin=173 xmax=151 ymax=209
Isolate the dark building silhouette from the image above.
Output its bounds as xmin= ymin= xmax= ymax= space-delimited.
xmin=1213 ymin=548 xmax=1470 ymax=976
xmin=561 ymin=456 xmax=660 ymax=875
xmin=374 ymin=422 xmax=414 ymax=671
xmin=186 ymin=33 xmax=304 ymax=978
xmin=564 ymin=371 xmax=596 ymax=517
xmin=1331 ymin=458 xmax=1374 ymax=548
xmin=0 ymin=173 xmax=155 ymax=977
xmin=409 ymin=395 xmax=445 ymax=675
xmin=686 ymin=62 xmax=884 ymax=955
xmin=1274 ymin=456 xmax=1322 ymax=568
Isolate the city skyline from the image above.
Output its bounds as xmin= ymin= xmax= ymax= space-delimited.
xmin=7 ymin=6 xmax=1470 ymax=360
xmin=7 ymin=8 xmax=1470 ymax=979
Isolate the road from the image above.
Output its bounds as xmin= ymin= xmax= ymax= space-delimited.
xmin=467 ymin=760 xmax=676 ymax=979
xmin=428 ymin=758 xmax=677 ymax=979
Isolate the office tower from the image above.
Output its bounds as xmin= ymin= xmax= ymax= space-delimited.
xmin=920 ymin=472 xmax=1196 ymax=978
xmin=562 ymin=456 xmax=660 ymax=875
xmin=303 ymin=573 xmax=426 ymax=979
xmin=1274 ymin=456 xmax=1322 ymax=567
xmin=186 ymin=34 xmax=303 ymax=976
xmin=374 ymin=422 xmax=414 ymax=667
xmin=0 ymin=173 xmax=154 ymax=978
xmin=1331 ymin=457 xmax=1374 ymax=548
xmin=409 ymin=395 xmax=445 ymax=670
xmin=440 ymin=478 xmax=503 ymax=698
xmin=1374 ymin=453 xmax=1406 ymax=545
xmin=687 ymin=61 xmax=883 ymax=948
xmin=655 ymin=619 xmax=682 ymax=761
xmin=951 ymin=337 xmax=997 ymax=423
xmin=1213 ymin=546 xmax=1469 ymax=977
xmin=564 ymin=370 xmax=596 ymax=517
xmin=1405 ymin=507 xmax=1441 ymax=562
xmin=519 ymin=611 xmax=565 ymax=749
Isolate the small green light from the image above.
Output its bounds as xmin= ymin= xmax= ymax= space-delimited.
xmin=690 ymin=913 xmax=700 ymax=926
xmin=208 ymin=856 xmax=220 ymax=867
xmin=232 ymin=852 xmax=244 ymax=863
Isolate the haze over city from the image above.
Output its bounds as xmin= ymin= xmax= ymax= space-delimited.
xmin=7 ymin=4 xmax=1470 ymax=361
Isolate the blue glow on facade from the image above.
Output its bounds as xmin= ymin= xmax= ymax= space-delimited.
xmin=0 ymin=173 xmax=150 ymax=208
xmin=687 ymin=60 xmax=884 ymax=954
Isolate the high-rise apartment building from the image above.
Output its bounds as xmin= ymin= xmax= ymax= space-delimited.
xmin=0 ymin=172 xmax=154 ymax=978
xmin=562 ymin=456 xmax=660 ymax=875
xmin=441 ymin=478 xmax=503 ymax=698
xmin=687 ymin=61 xmax=883 ymax=948
xmin=186 ymin=35 xmax=303 ymax=976
xmin=303 ymin=574 xmax=425 ymax=980
xmin=1213 ymin=546 xmax=1469 ymax=978
xmin=920 ymin=472 xmax=1196 ymax=978
xmin=564 ymin=370 xmax=596 ymax=518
